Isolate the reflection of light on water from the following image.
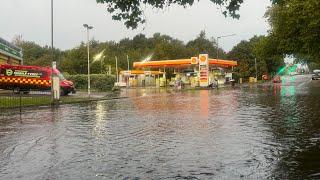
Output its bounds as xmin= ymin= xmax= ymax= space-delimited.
xmin=199 ymin=90 xmax=209 ymax=119
xmin=93 ymin=102 xmax=107 ymax=138
xmin=280 ymin=76 xmax=296 ymax=97
xmin=141 ymin=89 xmax=146 ymax=97
xmin=289 ymin=86 xmax=296 ymax=96
xmin=281 ymin=85 xmax=296 ymax=97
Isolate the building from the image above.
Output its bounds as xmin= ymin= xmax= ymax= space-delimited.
xmin=0 ymin=37 xmax=23 ymax=65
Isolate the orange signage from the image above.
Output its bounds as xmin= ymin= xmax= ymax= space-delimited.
xmin=199 ymin=54 xmax=209 ymax=87
xmin=191 ymin=57 xmax=198 ymax=65
xmin=200 ymin=55 xmax=207 ymax=62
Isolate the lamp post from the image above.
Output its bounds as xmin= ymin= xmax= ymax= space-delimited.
xmin=255 ymin=58 xmax=258 ymax=80
xmin=83 ymin=24 xmax=93 ymax=98
xmin=127 ymin=55 xmax=130 ymax=71
xmin=115 ymin=56 xmax=119 ymax=83
xmin=50 ymin=0 xmax=55 ymax=102
xmin=216 ymin=34 xmax=236 ymax=59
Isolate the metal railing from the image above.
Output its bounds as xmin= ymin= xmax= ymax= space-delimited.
xmin=0 ymin=89 xmax=52 ymax=117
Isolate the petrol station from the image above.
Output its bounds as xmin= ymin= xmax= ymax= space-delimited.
xmin=118 ymin=54 xmax=237 ymax=88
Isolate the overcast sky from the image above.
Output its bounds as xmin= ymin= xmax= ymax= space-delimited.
xmin=1 ymin=0 xmax=271 ymax=52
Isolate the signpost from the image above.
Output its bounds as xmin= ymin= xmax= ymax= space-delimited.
xmin=199 ymin=54 xmax=209 ymax=87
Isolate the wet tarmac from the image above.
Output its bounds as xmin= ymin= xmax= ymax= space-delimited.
xmin=0 ymin=75 xmax=320 ymax=179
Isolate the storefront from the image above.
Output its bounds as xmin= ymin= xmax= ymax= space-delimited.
xmin=118 ymin=70 xmax=164 ymax=87
xmin=0 ymin=37 xmax=23 ymax=65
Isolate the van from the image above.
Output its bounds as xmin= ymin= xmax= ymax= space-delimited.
xmin=0 ymin=64 xmax=75 ymax=95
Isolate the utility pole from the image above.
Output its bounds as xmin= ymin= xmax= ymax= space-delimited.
xmin=216 ymin=34 xmax=236 ymax=60
xmin=255 ymin=58 xmax=258 ymax=80
xmin=115 ymin=56 xmax=118 ymax=83
xmin=216 ymin=37 xmax=219 ymax=59
xmin=127 ymin=55 xmax=130 ymax=71
xmin=51 ymin=0 xmax=54 ymax=102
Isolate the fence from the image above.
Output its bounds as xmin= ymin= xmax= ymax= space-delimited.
xmin=0 ymin=89 xmax=52 ymax=117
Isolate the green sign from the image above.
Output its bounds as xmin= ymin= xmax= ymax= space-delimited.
xmin=5 ymin=69 xmax=13 ymax=76
xmin=0 ymin=41 xmax=23 ymax=60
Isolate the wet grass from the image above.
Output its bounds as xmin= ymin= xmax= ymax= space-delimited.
xmin=0 ymin=96 xmax=52 ymax=108
xmin=0 ymin=93 xmax=123 ymax=109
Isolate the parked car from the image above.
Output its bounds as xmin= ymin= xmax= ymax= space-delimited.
xmin=273 ymin=76 xmax=282 ymax=83
xmin=0 ymin=64 xmax=75 ymax=95
xmin=312 ymin=73 xmax=320 ymax=80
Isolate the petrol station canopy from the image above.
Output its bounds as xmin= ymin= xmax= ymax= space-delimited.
xmin=133 ymin=58 xmax=237 ymax=69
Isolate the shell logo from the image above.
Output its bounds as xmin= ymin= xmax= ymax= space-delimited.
xmin=191 ymin=57 xmax=198 ymax=64
xmin=200 ymin=55 xmax=207 ymax=62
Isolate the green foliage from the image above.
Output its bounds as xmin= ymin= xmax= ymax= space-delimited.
xmin=58 ymin=31 xmax=224 ymax=74
xmin=66 ymin=74 xmax=116 ymax=91
xmin=308 ymin=62 xmax=320 ymax=71
xmin=186 ymin=30 xmax=225 ymax=58
xmin=266 ymin=0 xmax=320 ymax=63
xmin=14 ymin=41 xmax=61 ymax=66
xmin=96 ymin=0 xmax=248 ymax=29
xmin=228 ymin=35 xmax=284 ymax=79
xmin=16 ymin=31 xmax=287 ymax=82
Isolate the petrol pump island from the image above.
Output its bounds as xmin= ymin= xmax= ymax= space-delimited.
xmin=117 ymin=54 xmax=237 ymax=88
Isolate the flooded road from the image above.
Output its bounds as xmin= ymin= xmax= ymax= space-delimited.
xmin=1 ymin=75 xmax=320 ymax=179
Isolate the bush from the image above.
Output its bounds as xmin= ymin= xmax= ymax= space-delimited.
xmin=66 ymin=74 xmax=116 ymax=91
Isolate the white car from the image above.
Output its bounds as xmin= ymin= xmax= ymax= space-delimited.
xmin=312 ymin=73 xmax=320 ymax=80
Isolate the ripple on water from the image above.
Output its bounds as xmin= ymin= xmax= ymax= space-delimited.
xmin=1 ymin=81 xmax=320 ymax=179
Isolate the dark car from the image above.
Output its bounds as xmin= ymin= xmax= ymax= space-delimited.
xmin=312 ymin=73 xmax=320 ymax=80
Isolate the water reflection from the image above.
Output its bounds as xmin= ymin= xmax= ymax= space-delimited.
xmin=0 ymin=75 xmax=319 ymax=179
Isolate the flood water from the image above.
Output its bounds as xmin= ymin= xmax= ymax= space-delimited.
xmin=1 ymin=75 xmax=320 ymax=179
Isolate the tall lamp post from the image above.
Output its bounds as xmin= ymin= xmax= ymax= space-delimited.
xmin=216 ymin=34 xmax=236 ymax=59
xmin=51 ymin=0 xmax=55 ymax=102
xmin=127 ymin=55 xmax=130 ymax=71
xmin=83 ymin=24 xmax=93 ymax=98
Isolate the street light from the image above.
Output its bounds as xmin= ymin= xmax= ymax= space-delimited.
xmin=83 ymin=24 xmax=93 ymax=98
xmin=216 ymin=34 xmax=236 ymax=59
xmin=51 ymin=0 xmax=55 ymax=102
xmin=115 ymin=56 xmax=119 ymax=83
xmin=127 ymin=55 xmax=130 ymax=71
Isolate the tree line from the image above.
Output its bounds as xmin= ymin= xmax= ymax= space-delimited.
xmin=12 ymin=30 xmax=288 ymax=80
xmin=9 ymin=0 xmax=320 ymax=81
xmin=95 ymin=0 xmax=320 ymax=71
xmin=12 ymin=31 xmax=286 ymax=80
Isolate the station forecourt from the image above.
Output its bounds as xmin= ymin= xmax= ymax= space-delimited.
xmin=118 ymin=54 xmax=237 ymax=88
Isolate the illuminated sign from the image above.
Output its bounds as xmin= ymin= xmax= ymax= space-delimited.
xmin=191 ymin=57 xmax=198 ymax=65
xmin=199 ymin=54 xmax=209 ymax=87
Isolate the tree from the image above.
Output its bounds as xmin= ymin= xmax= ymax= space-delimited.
xmin=228 ymin=35 xmax=283 ymax=80
xmin=252 ymin=35 xmax=284 ymax=75
xmin=14 ymin=40 xmax=60 ymax=66
xmin=96 ymin=0 xmax=280 ymax=29
xmin=186 ymin=30 xmax=225 ymax=58
xmin=266 ymin=0 xmax=320 ymax=63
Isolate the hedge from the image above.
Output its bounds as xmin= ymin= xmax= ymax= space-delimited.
xmin=65 ymin=74 xmax=116 ymax=91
